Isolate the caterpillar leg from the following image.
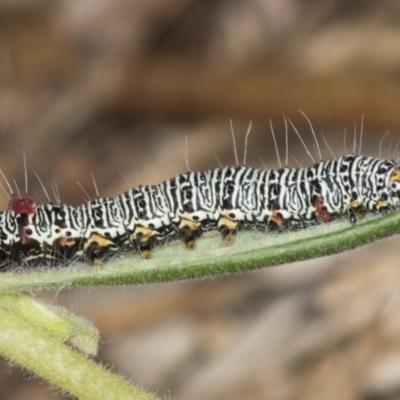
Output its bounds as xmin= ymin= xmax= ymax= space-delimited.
xmin=53 ymin=236 xmax=80 ymax=259
xmin=312 ymin=196 xmax=332 ymax=222
xmin=266 ymin=201 xmax=289 ymax=229
xmin=348 ymin=208 xmax=358 ymax=224
xmin=347 ymin=198 xmax=367 ymax=224
xmin=131 ymin=226 xmax=155 ymax=259
xmin=217 ymin=216 xmax=238 ymax=242
xmin=266 ymin=201 xmax=290 ymax=230
xmin=84 ymin=233 xmax=114 ymax=264
xmin=178 ymin=219 xmax=201 ymax=248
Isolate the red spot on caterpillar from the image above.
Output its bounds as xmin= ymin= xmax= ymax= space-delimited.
xmin=8 ymin=194 xmax=36 ymax=215
xmin=313 ymin=196 xmax=332 ymax=222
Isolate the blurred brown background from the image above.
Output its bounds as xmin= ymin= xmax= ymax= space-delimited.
xmin=2 ymin=0 xmax=400 ymax=399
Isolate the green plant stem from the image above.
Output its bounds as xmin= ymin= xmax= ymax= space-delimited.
xmin=0 ymin=211 xmax=399 ymax=292
xmin=0 ymin=306 xmax=155 ymax=400
xmin=0 ymin=211 xmax=399 ymax=399
xmin=0 ymin=293 xmax=99 ymax=355
xmin=0 ymin=293 xmax=72 ymax=340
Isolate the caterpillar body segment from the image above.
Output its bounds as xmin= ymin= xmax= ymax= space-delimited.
xmin=0 ymin=155 xmax=399 ymax=269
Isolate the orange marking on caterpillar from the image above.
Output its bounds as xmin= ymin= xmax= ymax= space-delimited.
xmin=390 ymin=169 xmax=400 ymax=182
xmin=313 ymin=196 xmax=332 ymax=222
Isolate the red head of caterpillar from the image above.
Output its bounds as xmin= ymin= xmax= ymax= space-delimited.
xmin=8 ymin=194 xmax=36 ymax=216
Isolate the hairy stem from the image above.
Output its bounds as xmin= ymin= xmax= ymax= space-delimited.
xmin=0 ymin=211 xmax=399 ymax=292
xmin=0 ymin=306 xmax=155 ymax=400
xmin=0 ymin=211 xmax=399 ymax=399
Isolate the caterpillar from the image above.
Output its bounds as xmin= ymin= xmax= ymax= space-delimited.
xmin=1 ymin=144 xmax=400 ymax=270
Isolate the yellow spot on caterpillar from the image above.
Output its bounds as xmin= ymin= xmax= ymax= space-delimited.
xmin=132 ymin=226 xmax=154 ymax=243
xmin=376 ymin=198 xmax=388 ymax=210
xmin=349 ymin=198 xmax=359 ymax=209
xmin=59 ymin=237 xmax=75 ymax=247
xmin=217 ymin=216 xmax=237 ymax=231
xmin=178 ymin=219 xmax=200 ymax=231
xmin=390 ymin=169 xmax=400 ymax=182
xmin=84 ymin=233 xmax=112 ymax=250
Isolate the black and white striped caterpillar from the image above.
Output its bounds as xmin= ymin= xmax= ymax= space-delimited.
xmin=1 ymin=150 xmax=400 ymax=270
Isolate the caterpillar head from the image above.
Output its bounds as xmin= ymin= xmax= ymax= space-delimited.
xmin=8 ymin=194 xmax=36 ymax=216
